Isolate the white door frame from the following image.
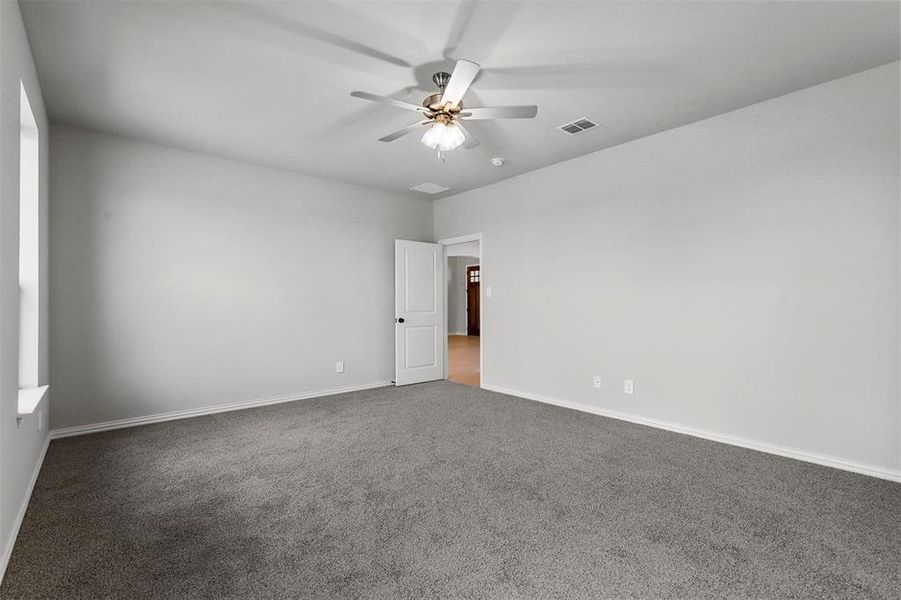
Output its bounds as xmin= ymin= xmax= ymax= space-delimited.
xmin=437 ymin=233 xmax=484 ymax=387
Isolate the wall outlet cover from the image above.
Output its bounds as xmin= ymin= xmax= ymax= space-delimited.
xmin=593 ymin=376 xmax=602 ymax=389
xmin=336 ymin=361 xmax=345 ymax=373
xmin=624 ymin=380 xmax=634 ymax=395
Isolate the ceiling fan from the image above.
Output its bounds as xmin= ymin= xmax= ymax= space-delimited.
xmin=350 ymin=59 xmax=538 ymax=156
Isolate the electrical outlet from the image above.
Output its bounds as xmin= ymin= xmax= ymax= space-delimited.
xmin=624 ymin=380 xmax=634 ymax=395
xmin=336 ymin=361 xmax=345 ymax=374
xmin=593 ymin=375 xmax=602 ymax=389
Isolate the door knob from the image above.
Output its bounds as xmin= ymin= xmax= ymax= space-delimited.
xmin=396 ymin=317 xmax=405 ymax=323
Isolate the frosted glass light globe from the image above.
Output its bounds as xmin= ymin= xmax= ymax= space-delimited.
xmin=421 ymin=122 xmax=465 ymax=152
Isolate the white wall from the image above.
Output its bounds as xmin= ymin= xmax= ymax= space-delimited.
xmin=49 ymin=126 xmax=432 ymax=430
xmin=0 ymin=0 xmax=50 ymax=581
xmin=448 ymin=255 xmax=479 ymax=335
xmin=435 ymin=63 xmax=901 ymax=474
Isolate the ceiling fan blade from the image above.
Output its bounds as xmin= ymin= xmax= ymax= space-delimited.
xmin=214 ymin=2 xmax=416 ymax=69
xmin=459 ymin=105 xmax=538 ymax=120
xmin=312 ymin=86 xmax=421 ymax=141
xmin=459 ymin=90 xmax=513 ymax=154
xmin=455 ymin=122 xmax=480 ymax=149
xmin=443 ymin=1 xmax=523 ymax=64
xmin=378 ymin=121 xmax=430 ymax=142
xmin=440 ymin=60 xmax=481 ymax=108
xmin=443 ymin=0 xmax=477 ymax=61
xmin=478 ymin=61 xmax=662 ymax=90
xmin=351 ymin=91 xmax=428 ymax=113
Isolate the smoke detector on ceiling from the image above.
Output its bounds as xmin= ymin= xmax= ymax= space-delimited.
xmin=558 ymin=117 xmax=599 ymax=135
xmin=410 ymin=182 xmax=450 ymax=194
xmin=490 ymin=157 xmax=505 ymax=167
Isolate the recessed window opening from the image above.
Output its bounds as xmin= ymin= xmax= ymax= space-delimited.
xmin=19 ymin=80 xmax=39 ymax=390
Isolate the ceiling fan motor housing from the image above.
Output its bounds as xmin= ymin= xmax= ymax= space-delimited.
xmin=423 ymin=71 xmax=465 ymax=113
xmin=423 ymin=93 xmax=464 ymax=113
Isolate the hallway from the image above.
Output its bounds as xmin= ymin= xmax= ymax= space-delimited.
xmin=448 ymin=335 xmax=479 ymax=387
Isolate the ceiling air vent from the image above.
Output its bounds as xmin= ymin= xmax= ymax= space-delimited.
xmin=558 ymin=117 xmax=599 ymax=135
xmin=410 ymin=182 xmax=450 ymax=194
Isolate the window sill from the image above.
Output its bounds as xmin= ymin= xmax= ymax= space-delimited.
xmin=17 ymin=385 xmax=48 ymax=428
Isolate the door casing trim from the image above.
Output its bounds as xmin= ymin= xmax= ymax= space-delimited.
xmin=437 ymin=233 xmax=484 ymax=387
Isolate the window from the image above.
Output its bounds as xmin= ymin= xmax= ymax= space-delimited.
xmin=17 ymin=81 xmax=45 ymax=425
xmin=468 ymin=267 xmax=480 ymax=283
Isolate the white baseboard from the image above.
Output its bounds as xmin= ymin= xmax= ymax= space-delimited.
xmin=50 ymin=380 xmax=393 ymax=440
xmin=448 ymin=331 xmax=468 ymax=336
xmin=0 ymin=435 xmax=50 ymax=586
xmin=482 ymin=384 xmax=901 ymax=483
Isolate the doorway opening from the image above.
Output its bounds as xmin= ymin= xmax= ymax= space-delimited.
xmin=443 ymin=237 xmax=481 ymax=387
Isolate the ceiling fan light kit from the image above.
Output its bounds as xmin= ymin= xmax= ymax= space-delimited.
xmin=421 ymin=121 xmax=465 ymax=152
xmin=350 ymin=59 xmax=538 ymax=159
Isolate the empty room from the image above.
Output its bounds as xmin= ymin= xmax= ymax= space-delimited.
xmin=1 ymin=0 xmax=899 ymax=598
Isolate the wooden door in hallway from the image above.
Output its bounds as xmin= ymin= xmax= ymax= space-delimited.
xmin=467 ymin=265 xmax=480 ymax=336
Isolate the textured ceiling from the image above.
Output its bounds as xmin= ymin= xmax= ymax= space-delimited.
xmin=20 ymin=0 xmax=901 ymax=198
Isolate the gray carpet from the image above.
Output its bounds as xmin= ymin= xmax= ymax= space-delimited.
xmin=2 ymin=381 xmax=899 ymax=599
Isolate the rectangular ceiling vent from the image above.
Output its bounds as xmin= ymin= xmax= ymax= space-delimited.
xmin=558 ymin=117 xmax=599 ymax=135
xmin=410 ymin=182 xmax=450 ymax=194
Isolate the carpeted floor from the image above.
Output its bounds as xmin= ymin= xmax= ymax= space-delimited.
xmin=2 ymin=381 xmax=899 ymax=599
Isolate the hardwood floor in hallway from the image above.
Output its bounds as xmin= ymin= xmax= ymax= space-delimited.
xmin=448 ymin=335 xmax=480 ymax=387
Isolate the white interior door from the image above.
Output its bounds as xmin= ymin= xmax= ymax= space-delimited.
xmin=395 ymin=240 xmax=445 ymax=385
